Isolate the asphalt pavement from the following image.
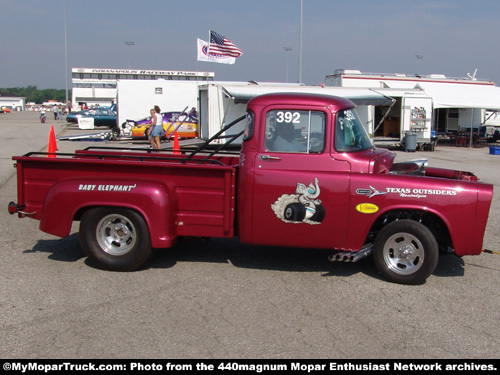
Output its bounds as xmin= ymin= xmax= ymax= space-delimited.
xmin=1 ymin=111 xmax=500 ymax=359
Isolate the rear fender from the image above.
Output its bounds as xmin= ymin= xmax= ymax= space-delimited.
xmin=39 ymin=178 xmax=175 ymax=248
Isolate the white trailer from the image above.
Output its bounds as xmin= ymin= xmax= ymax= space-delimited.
xmin=116 ymin=80 xmax=199 ymax=128
xmin=116 ymin=80 xmax=394 ymax=143
xmin=326 ymin=69 xmax=500 ymax=146
xmin=484 ymin=110 xmax=500 ymax=129
xmin=198 ymin=83 xmax=394 ymax=143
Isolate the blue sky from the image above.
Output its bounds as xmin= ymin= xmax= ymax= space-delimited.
xmin=1 ymin=0 xmax=500 ymax=88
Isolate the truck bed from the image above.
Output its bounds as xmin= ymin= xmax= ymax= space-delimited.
xmin=13 ymin=147 xmax=240 ymax=243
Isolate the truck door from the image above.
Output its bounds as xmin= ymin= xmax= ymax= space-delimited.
xmin=249 ymin=107 xmax=351 ymax=250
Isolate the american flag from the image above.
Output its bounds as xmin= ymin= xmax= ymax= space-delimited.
xmin=208 ymin=30 xmax=243 ymax=58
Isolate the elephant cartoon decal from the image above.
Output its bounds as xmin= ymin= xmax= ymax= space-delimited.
xmin=271 ymin=178 xmax=325 ymax=225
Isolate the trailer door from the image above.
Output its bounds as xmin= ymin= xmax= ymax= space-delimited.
xmin=402 ymin=96 xmax=433 ymax=143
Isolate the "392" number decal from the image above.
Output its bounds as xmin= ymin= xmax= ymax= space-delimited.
xmin=276 ymin=111 xmax=300 ymax=124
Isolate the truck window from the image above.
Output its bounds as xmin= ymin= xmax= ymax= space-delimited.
xmin=334 ymin=108 xmax=373 ymax=152
xmin=265 ymin=110 xmax=325 ymax=153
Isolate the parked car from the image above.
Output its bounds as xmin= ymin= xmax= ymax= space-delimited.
xmin=67 ymin=105 xmax=117 ymax=128
xmin=125 ymin=110 xmax=198 ymax=139
xmin=0 ymin=106 xmax=12 ymax=113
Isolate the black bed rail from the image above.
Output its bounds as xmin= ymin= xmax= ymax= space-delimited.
xmin=17 ymin=151 xmax=230 ymax=166
xmin=182 ymin=114 xmax=246 ymax=164
xmin=18 ymin=115 xmax=247 ymax=167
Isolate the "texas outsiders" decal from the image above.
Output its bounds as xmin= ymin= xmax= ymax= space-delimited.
xmin=357 ymin=185 xmax=457 ymax=199
xmin=271 ymin=178 xmax=325 ymax=225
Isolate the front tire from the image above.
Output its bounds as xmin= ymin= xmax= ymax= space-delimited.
xmin=80 ymin=207 xmax=151 ymax=271
xmin=373 ymin=220 xmax=438 ymax=285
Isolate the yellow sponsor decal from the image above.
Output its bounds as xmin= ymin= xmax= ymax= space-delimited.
xmin=356 ymin=203 xmax=379 ymax=214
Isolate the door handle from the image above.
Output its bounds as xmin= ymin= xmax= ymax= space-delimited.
xmin=259 ymin=154 xmax=281 ymax=161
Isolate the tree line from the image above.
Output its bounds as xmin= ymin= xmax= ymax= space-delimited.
xmin=0 ymin=86 xmax=70 ymax=104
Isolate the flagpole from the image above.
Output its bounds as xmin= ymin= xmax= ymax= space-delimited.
xmin=207 ymin=29 xmax=211 ymax=58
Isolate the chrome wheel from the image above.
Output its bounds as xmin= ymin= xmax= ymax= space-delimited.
xmin=80 ymin=208 xmax=151 ymax=271
xmin=96 ymin=213 xmax=137 ymax=256
xmin=382 ymin=232 xmax=424 ymax=276
xmin=374 ymin=219 xmax=438 ymax=285
xmin=121 ymin=123 xmax=133 ymax=137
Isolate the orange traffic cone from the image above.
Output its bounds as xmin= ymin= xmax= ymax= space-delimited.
xmin=173 ymin=131 xmax=180 ymax=154
xmin=48 ymin=125 xmax=57 ymax=158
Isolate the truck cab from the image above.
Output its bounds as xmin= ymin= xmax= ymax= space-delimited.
xmin=238 ymin=93 xmax=393 ymax=248
xmin=237 ymin=93 xmax=492 ymax=284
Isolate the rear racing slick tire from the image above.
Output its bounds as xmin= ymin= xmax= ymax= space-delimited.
xmin=284 ymin=203 xmax=306 ymax=222
xmin=80 ymin=207 xmax=152 ymax=271
xmin=373 ymin=219 xmax=438 ymax=285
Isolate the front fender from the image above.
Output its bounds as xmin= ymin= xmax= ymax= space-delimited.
xmin=348 ymin=173 xmax=493 ymax=256
xmin=39 ymin=178 xmax=175 ymax=248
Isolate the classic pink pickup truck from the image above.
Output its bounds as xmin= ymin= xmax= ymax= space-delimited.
xmin=8 ymin=93 xmax=493 ymax=284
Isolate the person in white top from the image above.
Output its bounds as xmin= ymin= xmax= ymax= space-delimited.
xmin=149 ymin=105 xmax=163 ymax=150
xmin=53 ymin=105 xmax=59 ymax=120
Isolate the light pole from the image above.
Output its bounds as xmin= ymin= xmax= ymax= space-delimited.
xmin=125 ymin=41 xmax=135 ymax=69
xmin=298 ymin=0 xmax=303 ymax=83
xmin=284 ymin=47 xmax=292 ymax=82
xmin=64 ymin=0 xmax=68 ymax=109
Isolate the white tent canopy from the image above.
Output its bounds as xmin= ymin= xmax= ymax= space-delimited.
xmin=216 ymin=84 xmax=395 ymax=106
xmin=415 ymin=82 xmax=500 ymax=110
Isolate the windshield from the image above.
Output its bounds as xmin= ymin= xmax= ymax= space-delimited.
xmin=334 ymin=108 xmax=373 ymax=152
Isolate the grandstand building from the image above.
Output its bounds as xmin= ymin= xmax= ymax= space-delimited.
xmin=71 ymin=68 xmax=214 ymax=110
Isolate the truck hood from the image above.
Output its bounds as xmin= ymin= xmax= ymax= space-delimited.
xmin=337 ymin=148 xmax=396 ymax=174
xmin=390 ymin=159 xmax=478 ymax=181
xmin=337 ymin=148 xmax=478 ymax=181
